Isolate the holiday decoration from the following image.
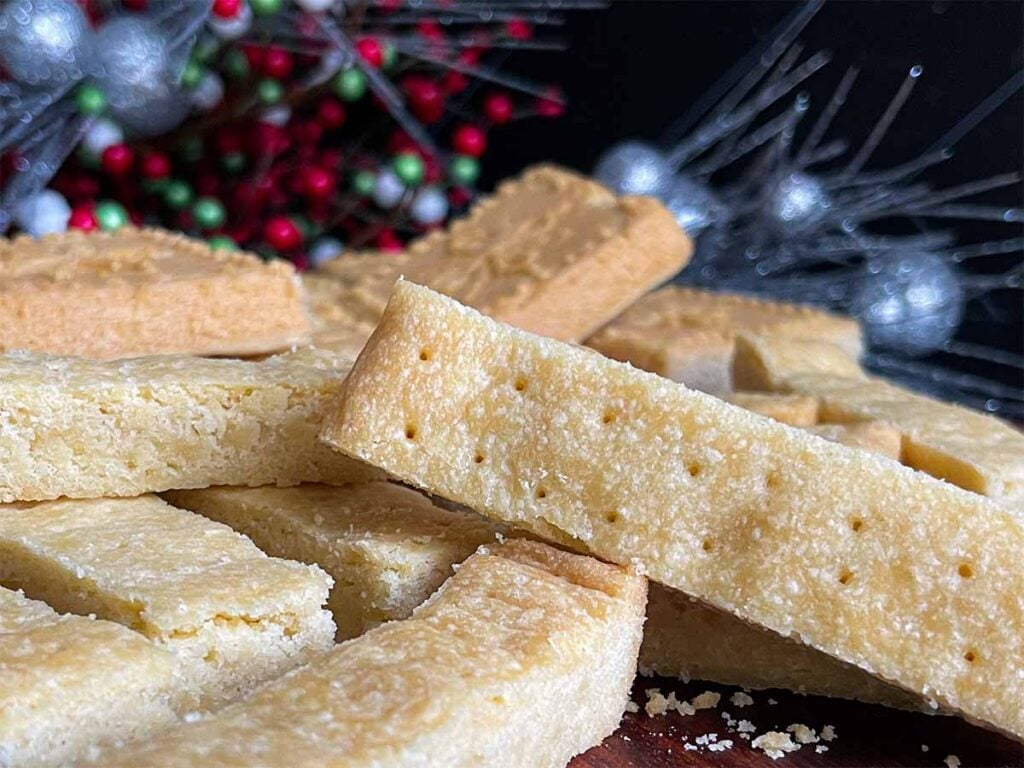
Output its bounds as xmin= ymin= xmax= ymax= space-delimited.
xmin=1 ymin=0 xmax=593 ymax=258
xmin=593 ymin=0 xmax=1023 ymax=417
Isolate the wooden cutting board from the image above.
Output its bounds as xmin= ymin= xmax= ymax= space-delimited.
xmin=572 ymin=675 xmax=1023 ymax=767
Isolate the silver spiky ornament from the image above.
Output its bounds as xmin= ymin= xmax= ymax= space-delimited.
xmin=593 ymin=141 xmax=673 ymax=197
xmin=0 ymin=0 xmax=93 ymax=86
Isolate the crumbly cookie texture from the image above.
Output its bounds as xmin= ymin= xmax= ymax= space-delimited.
xmin=0 ymin=347 xmax=378 ymax=503
xmin=725 ymin=392 xmax=820 ymax=427
xmin=308 ymin=164 xmax=691 ymax=353
xmin=323 ymin=280 xmax=1024 ymax=740
xmin=0 ymin=228 xmax=311 ymax=359
xmin=586 ymin=286 xmax=862 ymax=394
xmin=0 ymin=495 xmax=336 ymax=711
xmin=805 ymin=420 xmax=902 ymax=461
xmin=95 ymin=540 xmax=648 ymax=768
xmin=0 ymin=587 xmax=177 ymax=767
xmin=732 ymin=334 xmax=866 ymax=391
xmin=165 ymin=482 xmax=498 ymax=640
xmin=734 ymin=333 xmax=1024 ymax=504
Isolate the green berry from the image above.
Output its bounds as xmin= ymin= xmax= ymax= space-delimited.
xmin=351 ymin=170 xmax=376 ymax=197
xmin=381 ymin=43 xmax=398 ymax=70
xmin=392 ymin=153 xmax=425 ymax=186
xmin=249 ymin=0 xmax=282 ymax=15
xmin=164 ymin=180 xmax=194 ymax=210
xmin=95 ymin=200 xmax=128 ymax=231
xmin=75 ymin=84 xmax=106 ymax=116
xmin=208 ymin=235 xmax=237 ymax=251
xmin=192 ymin=197 xmax=226 ymax=230
xmin=448 ymin=155 xmax=480 ymax=186
xmin=76 ymin=144 xmax=100 ymax=168
xmin=192 ymin=37 xmax=219 ymax=65
xmin=257 ymin=78 xmax=284 ymax=105
xmin=177 ymin=136 xmax=204 ymax=163
xmin=333 ymin=68 xmax=367 ymax=102
xmin=141 ymin=178 xmax=169 ymax=195
xmin=223 ymin=48 xmax=250 ymax=81
xmin=221 ymin=151 xmax=246 ymax=173
xmin=181 ymin=60 xmax=204 ymax=89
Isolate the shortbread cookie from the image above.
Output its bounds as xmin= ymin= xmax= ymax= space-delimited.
xmin=96 ymin=540 xmax=647 ymax=767
xmin=0 ymin=348 xmax=378 ymax=503
xmin=0 ymin=587 xmax=177 ymax=767
xmin=805 ymin=420 xmax=902 ymax=461
xmin=323 ymin=280 xmax=1024 ymax=739
xmin=731 ymin=333 xmax=866 ymax=391
xmin=642 ymin=586 xmax=925 ymax=711
xmin=165 ymin=482 xmax=498 ymax=640
xmin=311 ymin=165 xmax=691 ymax=346
xmin=0 ymin=228 xmax=311 ymax=359
xmin=587 ymin=286 xmax=862 ymax=393
xmin=0 ymin=495 xmax=336 ymax=710
xmin=734 ymin=335 xmax=1024 ymax=504
xmin=725 ymin=392 xmax=819 ymax=426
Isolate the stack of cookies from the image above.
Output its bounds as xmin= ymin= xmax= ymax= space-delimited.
xmin=0 ymin=165 xmax=1020 ymax=767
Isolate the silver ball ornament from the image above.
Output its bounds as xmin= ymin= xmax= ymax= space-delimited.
xmin=372 ymin=169 xmax=406 ymax=210
xmin=310 ymin=237 xmax=345 ymax=266
xmin=662 ymin=175 xmax=727 ymax=237
xmin=593 ymin=141 xmax=672 ymax=197
xmin=767 ymin=172 xmax=831 ymax=233
xmin=81 ymin=117 xmax=124 ymax=157
xmin=410 ymin=187 xmax=448 ymax=226
xmin=14 ymin=189 xmax=70 ymax=237
xmin=260 ymin=106 xmax=292 ymax=127
xmin=0 ymin=0 xmax=92 ymax=86
xmin=92 ymin=17 xmax=190 ymax=137
xmin=207 ymin=2 xmax=252 ymax=40
xmin=191 ymin=72 xmax=224 ymax=112
xmin=850 ymin=251 xmax=964 ymax=357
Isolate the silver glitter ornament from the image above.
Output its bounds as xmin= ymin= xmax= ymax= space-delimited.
xmin=662 ymin=175 xmax=727 ymax=237
xmin=0 ymin=0 xmax=93 ymax=86
xmin=92 ymin=17 xmax=191 ymax=137
xmin=372 ymin=169 xmax=406 ymax=209
xmin=850 ymin=251 xmax=963 ymax=357
xmin=767 ymin=172 xmax=831 ymax=233
xmin=593 ymin=141 xmax=672 ymax=197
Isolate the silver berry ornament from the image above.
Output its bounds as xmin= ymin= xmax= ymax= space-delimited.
xmin=14 ymin=189 xmax=70 ymax=237
xmin=662 ymin=175 xmax=727 ymax=237
xmin=0 ymin=0 xmax=93 ymax=86
xmin=372 ymin=169 xmax=406 ymax=210
xmin=410 ymin=186 xmax=448 ymax=225
xmin=593 ymin=141 xmax=672 ymax=197
xmin=92 ymin=17 xmax=191 ymax=137
xmin=850 ymin=251 xmax=964 ymax=357
xmin=310 ymin=237 xmax=344 ymax=266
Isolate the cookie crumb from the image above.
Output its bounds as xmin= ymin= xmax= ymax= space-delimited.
xmin=768 ymin=697 xmax=778 ymax=705
xmin=944 ymin=756 xmax=961 ymax=768
xmin=786 ymin=723 xmax=819 ymax=744
xmin=624 ymin=700 xmax=639 ymax=714
xmin=691 ymin=691 xmax=721 ymax=710
xmin=709 ymin=739 xmax=734 ymax=752
xmin=922 ymin=745 xmax=929 ymax=753
xmin=820 ymin=724 xmax=837 ymax=742
xmin=730 ymin=691 xmax=755 ymax=708
xmin=816 ymin=745 xmax=829 ymax=754
xmin=752 ymin=731 xmax=800 ymax=760
xmin=737 ymin=719 xmax=757 ymax=734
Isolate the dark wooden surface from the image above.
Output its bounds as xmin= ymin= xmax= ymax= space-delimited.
xmin=572 ymin=676 xmax=1023 ymax=768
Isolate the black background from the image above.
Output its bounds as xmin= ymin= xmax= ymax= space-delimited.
xmin=483 ymin=0 xmax=1024 ymax=398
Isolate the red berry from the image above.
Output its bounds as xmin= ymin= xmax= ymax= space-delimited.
xmin=442 ymin=70 xmax=468 ymax=95
xmin=355 ymin=38 xmax=383 ymax=68
xmin=242 ymin=43 xmax=265 ymax=70
xmin=68 ymin=205 xmax=99 ymax=232
xmin=387 ymin=129 xmax=418 ymax=156
xmin=417 ymin=20 xmax=444 ymax=42
xmin=483 ymin=92 xmax=514 ymax=124
xmin=122 ymin=0 xmax=148 ymax=10
xmin=459 ymin=48 xmax=483 ymax=67
xmin=291 ymin=253 xmax=310 ymax=272
xmin=448 ymin=186 xmax=472 ymax=208
xmin=264 ymin=216 xmax=303 ymax=251
xmin=315 ymin=97 xmax=347 ymax=129
xmin=403 ymin=76 xmax=445 ymax=124
xmin=375 ymin=227 xmax=402 ymax=252
xmin=262 ymin=47 xmax=293 ymax=79
xmin=536 ymin=87 xmax=565 ymax=118
xmin=301 ymin=166 xmax=335 ymax=200
xmin=452 ymin=125 xmax=486 ymax=157
xmin=212 ymin=0 xmax=241 ymax=18
xmin=290 ymin=119 xmax=323 ymax=147
xmin=506 ymin=18 xmax=532 ymax=41
xmin=139 ymin=151 xmax=171 ymax=180
xmin=319 ymin=148 xmax=343 ymax=168
xmin=101 ymin=144 xmax=135 ymax=176
xmin=251 ymin=122 xmax=290 ymax=155
xmin=215 ymin=128 xmax=244 ymax=155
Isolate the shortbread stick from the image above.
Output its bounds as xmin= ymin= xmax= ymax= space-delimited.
xmin=734 ymin=334 xmax=1024 ymax=504
xmin=0 ymin=587 xmax=177 ymax=767
xmin=0 ymin=348 xmax=378 ymax=503
xmin=0 ymin=495 xmax=335 ymax=710
xmin=725 ymin=392 xmax=819 ymax=426
xmin=641 ymin=586 xmax=926 ymax=712
xmin=322 ymin=281 xmax=1024 ymax=739
xmin=587 ymin=286 xmax=862 ymax=393
xmin=731 ymin=333 xmax=866 ymax=391
xmin=165 ymin=482 xmax=498 ymax=640
xmin=311 ymin=165 xmax=692 ymax=346
xmin=96 ymin=540 xmax=647 ymax=768
xmin=805 ymin=420 xmax=902 ymax=461
xmin=0 ymin=228 xmax=311 ymax=359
